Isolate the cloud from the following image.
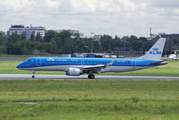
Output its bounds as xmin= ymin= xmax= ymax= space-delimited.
xmin=0 ymin=0 xmax=179 ymax=37
xmin=150 ymin=0 xmax=179 ymax=8
xmin=0 ymin=0 xmax=60 ymax=14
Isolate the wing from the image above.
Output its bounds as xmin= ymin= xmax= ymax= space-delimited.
xmin=81 ymin=58 xmax=115 ymax=73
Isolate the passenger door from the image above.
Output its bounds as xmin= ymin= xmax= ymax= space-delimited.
xmin=132 ymin=59 xmax=136 ymax=69
xmin=36 ymin=58 xmax=41 ymax=67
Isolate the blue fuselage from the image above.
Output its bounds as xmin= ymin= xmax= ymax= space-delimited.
xmin=16 ymin=57 xmax=167 ymax=73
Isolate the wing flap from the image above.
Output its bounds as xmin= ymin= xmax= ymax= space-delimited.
xmin=82 ymin=58 xmax=115 ymax=73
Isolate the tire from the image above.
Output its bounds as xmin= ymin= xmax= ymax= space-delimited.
xmin=91 ymin=75 xmax=95 ymax=79
xmin=32 ymin=75 xmax=35 ymax=78
xmin=88 ymin=75 xmax=91 ymax=79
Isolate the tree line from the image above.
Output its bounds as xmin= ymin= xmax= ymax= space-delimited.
xmin=0 ymin=30 xmax=179 ymax=55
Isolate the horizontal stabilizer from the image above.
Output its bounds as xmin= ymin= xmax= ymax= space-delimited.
xmin=148 ymin=61 xmax=168 ymax=65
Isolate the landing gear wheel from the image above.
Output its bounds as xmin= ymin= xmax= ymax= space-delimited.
xmin=88 ymin=74 xmax=95 ymax=79
xmin=32 ymin=75 xmax=35 ymax=78
xmin=91 ymin=75 xmax=95 ymax=79
xmin=32 ymin=71 xmax=35 ymax=79
xmin=88 ymin=75 xmax=90 ymax=79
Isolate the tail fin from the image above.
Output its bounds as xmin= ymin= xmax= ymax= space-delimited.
xmin=137 ymin=38 xmax=166 ymax=60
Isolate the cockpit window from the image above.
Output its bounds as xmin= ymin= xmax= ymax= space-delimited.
xmin=25 ymin=59 xmax=31 ymax=62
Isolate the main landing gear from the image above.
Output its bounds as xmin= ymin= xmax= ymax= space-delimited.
xmin=32 ymin=70 xmax=35 ymax=79
xmin=88 ymin=71 xmax=95 ymax=79
xmin=88 ymin=74 xmax=95 ymax=79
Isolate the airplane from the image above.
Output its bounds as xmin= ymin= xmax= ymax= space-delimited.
xmin=168 ymin=50 xmax=179 ymax=60
xmin=16 ymin=38 xmax=167 ymax=79
xmin=162 ymin=50 xmax=179 ymax=60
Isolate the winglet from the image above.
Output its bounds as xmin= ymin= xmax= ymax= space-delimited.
xmin=105 ymin=58 xmax=115 ymax=67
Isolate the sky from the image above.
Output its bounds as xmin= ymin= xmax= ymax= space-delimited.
xmin=0 ymin=0 xmax=179 ymax=38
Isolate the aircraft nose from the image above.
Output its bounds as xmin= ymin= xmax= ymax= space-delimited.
xmin=16 ymin=63 xmax=23 ymax=69
xmin=16 ymin=64 xmax=20 ymax=69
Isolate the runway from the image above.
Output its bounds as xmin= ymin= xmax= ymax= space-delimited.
xmin=0 ymin=74 xmax=179 ymax=80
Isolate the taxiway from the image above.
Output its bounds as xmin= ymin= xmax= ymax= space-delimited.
xmin=0 ymin=74 xmax=179 ymax=80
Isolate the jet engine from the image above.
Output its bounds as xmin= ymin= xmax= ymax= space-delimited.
xmin=66 ymin=68 xmax=83 ymax=76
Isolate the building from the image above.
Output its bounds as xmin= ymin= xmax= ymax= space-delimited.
xmin=51 ymin=29 xmax=79 ymax=34
xmin=93 ymin=35 xmax=102 ymax=41
xmin=159 ymin=33 xmax=179 ymax=39
xmin=148 ymin=28 xmax=179 ymax=40
xmin=0 ymin=31 xmax=5 ymax=36
xmin=7 ymin=24 xmax=46 ymax=40
xmin=50 ymin=29 xmax=85 ymax=38
xmin=48 ymin=29 xmax=63 ymax=33
xmin=68 ymin=29 xmax=79 ymax=34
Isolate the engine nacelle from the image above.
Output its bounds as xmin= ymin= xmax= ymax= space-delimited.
xmin=66 ymin=68 xmax=83 ymax=76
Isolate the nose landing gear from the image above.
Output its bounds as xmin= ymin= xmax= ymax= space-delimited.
xmin=32 ymin=70 xmax=35 ymax=79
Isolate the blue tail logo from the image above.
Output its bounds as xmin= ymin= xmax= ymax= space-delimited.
xmin=149 ymin=47 xmax=161 ymax=55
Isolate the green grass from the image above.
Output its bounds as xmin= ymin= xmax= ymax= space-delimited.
xmin=1 ymin=60 xmax=179 ymax=76
xmin=1 ymin=60 xmax=179 ymax=119
xmin=0 ymin=80 xmax=179 ymax=119
xmin=2 ymin=101 xmax=179 ymax=120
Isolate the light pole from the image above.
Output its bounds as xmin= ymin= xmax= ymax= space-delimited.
xmin=75 ymin=46 xmax=78 ymax=53
xmin=90 ymin=32 xmax=94 ymax=53
xmin=84 ymin=46 xmax=88 ymax=53
xmin=165 ymin=38 xmax=167 ymax=56
xmin=10 ymin=45 xmax=11 ymax=57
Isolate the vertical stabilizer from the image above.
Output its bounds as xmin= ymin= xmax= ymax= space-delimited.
xmin=137 ymin=38 xmax=166 ymax=60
